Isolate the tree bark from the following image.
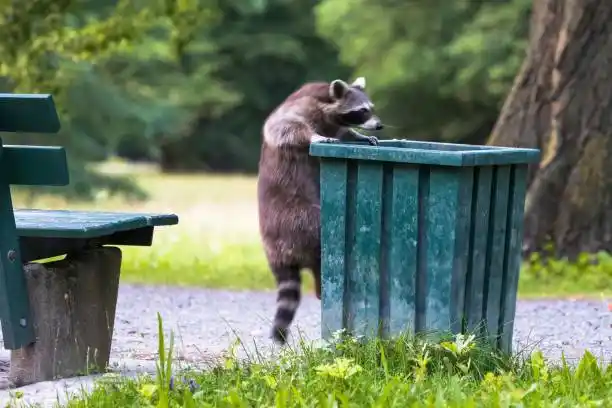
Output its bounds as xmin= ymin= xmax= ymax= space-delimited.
xmin=488 ymin=0 xmax=612 ymax=260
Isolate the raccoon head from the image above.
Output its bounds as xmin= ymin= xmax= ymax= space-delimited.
xmin=328 ymin=77 xmax=383 ymax=131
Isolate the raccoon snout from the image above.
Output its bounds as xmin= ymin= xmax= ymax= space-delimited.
xmin=360 ymin=117 xmax=384 ymax=131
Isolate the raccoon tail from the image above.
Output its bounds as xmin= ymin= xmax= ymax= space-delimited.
xmin=271 ymin=265 xmax=301 ymax=345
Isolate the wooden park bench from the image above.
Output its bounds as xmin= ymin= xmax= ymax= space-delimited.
xmin=0 ymin=93 xmax=178 ymax=387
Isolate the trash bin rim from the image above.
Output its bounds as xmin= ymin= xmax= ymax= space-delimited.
xmin=309 ymin=138 xmax=541 ymax=167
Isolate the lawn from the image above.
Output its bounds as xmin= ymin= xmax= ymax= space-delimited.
xmin=16 ymin=315 xmax=612 ymax=407
xmin=10 ymin=158 xmax=612 ymax=299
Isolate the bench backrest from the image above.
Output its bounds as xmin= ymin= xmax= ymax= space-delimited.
xmin=0 ymin=93 xmax=69 ymax=349
xmin=0 ymin=94 xmax=68 ymax=186
xmin=0 ymin=94 xmax=61 ymax=133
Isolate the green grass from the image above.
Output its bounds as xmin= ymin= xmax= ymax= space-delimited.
xmin=120 ymin=238 xmax=278 ymax=290
xmin=9 ymin=315 xmax=612 ymax=407
xmin=12 ymin=158 xmax=612 ymax=299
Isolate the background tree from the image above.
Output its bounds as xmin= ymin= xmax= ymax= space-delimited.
xmin=156 ymin=0 xmax=351 ymax=173
xmin=488 ymin=0 xmax=612 ymax=260
xmin=0 ymin=1 xmax=539 ymax=202
xmin=0 ymin=0 xmax=156 ymax=199
xmin=315 ymin=0 xmax=531 ymax=144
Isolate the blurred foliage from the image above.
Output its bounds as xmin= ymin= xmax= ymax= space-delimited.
xmin=152 ymin=0 xmax=351 ymax=172
xmin=0 ymin=0 xmax=155 ymax=199
xmin=0 ymin=0 xmax=532 ymax=200
xmin=315 ymin=0 xmax=531 ymax=143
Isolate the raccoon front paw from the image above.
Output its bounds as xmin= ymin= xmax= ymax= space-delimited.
xmin=365 ymin=135 xmax=379 ymax=146
xmin=311 ymin=134 xmax=336 ymax=144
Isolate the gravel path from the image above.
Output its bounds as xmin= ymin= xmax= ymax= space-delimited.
xmin=107 ymin=284 xmax=612 ymax=363
xmin=0 ymin=284 xmax=610 ymax=405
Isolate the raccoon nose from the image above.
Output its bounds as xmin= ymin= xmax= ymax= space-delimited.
xmin=375 ymin=122 xmax=384 ymax=130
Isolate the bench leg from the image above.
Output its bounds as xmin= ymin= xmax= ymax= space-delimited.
xmin=0 ymin=181 xmax=35 ymax=350
xmin=9 ymin=247 xmax=122 ymax=387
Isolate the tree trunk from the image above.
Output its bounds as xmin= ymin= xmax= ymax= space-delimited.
xmin=488 ymin=0 xmax=612 ymax=260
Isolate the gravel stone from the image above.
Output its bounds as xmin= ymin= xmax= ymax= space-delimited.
xmin=0 ymin=284 xmax=610 ymax=405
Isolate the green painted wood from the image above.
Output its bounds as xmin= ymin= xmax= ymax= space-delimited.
xmin=319 ymin=159 xmax=349 ymax=339
xmin=310 ymin=139 xmax=541 ymax=167
xmin=315 ymin=138 xmax=537 ymax=350
xmin=414 ymin=168 xmax=429 ymax=333
xmin=450 ymin=168 xmax=474 ymax=334
xmin=423 ymin=168 xmax=456 ymax=332
xmin=348 ymin=162 xmax=383 ymax=337
xmin=499 ymin=165 xmax=528 ymax=353
xmin=385 ymin=165 xmax=418 ymax=336
xmin=0 ymin=170 xmax=35 ymax=349
xmin=2 ymin=145 xmax=69 ymax=186
xmin=19 ymin=227 xmax=156 ymax=263
xmin=0 ymin=94 xmax=60 ymax=133
xmin=424 ymin=167 xmax=472 ymax=332
xmin=484 ymin=166 xmax=511 ymax=344
xmin=14 ymin=209 xmax=179 ymax=239
xmin=463 ymin=167 xmax=493 ymax=333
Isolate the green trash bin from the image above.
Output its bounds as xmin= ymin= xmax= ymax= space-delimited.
xmin=309 ymin=139 xmax=540 ymax=352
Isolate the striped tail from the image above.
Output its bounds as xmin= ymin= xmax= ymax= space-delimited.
xmin=270 ymin=265 xmax=301 ymax=344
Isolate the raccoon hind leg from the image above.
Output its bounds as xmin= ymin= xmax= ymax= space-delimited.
xmin=271 ymin=264 xmax=302 ymax=345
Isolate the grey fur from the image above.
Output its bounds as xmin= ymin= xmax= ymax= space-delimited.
xmin=257 ymin=79 xmax=383 ymax=344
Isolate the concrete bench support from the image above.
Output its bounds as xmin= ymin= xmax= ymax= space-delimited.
xmin=9 ymin=247 xmax=121 ymax=387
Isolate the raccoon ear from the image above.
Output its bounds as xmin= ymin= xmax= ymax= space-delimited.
xmin=329 ymin=79 xmax=349 ymax=99
xmin=351 ymin=77 xmax=366 ymax=89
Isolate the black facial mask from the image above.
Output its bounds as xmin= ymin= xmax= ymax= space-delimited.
xmin=337 ymin=110 xmax=369 ymax=126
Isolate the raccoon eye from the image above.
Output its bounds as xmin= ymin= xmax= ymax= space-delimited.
xmin=359 ymin=108 xmax=369 ymax=114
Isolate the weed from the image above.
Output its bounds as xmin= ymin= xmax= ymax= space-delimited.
xmin=53 ymin=318 xmax=612 ymax=407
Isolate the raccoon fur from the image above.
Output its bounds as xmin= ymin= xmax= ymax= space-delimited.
xmin=257 ymin=77 xmax=384 ymax=344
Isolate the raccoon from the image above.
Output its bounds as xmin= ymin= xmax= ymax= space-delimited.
xmin=257 ymin=77 xmax=383 ymax=344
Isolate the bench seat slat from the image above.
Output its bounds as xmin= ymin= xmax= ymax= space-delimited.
xmin=14 ymin=209 xmax=179 ymax=239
